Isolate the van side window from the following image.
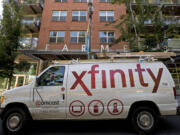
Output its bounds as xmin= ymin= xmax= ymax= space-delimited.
xmin=38 ymin=66 xmax=65 ymax=86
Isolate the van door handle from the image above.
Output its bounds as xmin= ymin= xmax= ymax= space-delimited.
xmin=62 ymin=93 xmax=65 ymax=101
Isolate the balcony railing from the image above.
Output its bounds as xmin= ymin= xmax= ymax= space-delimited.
xmin=143 ymin=17 xmax=180 ymax=26
xmin=20 ymin=0 xmax=44 ymax=4
xmin=19 ymin=37 xmax=38 ymax=50
xmin=132 ymin=0 xmax=180 ymax=4
xmin=164 ymin=16 xmax=180 ymax=25
xmin=22 ymin=16 xmax=41 ymax=33
xmin=167 ymin=63 xmax=180 ymax=95
xmin=138 ymin=38 xmax=180 ymax=52
xmin=131 ymin=0 xmax=180 ymax=15
xmin=167 ymin=39 xmax=180 ymax=51
xmin=19 ymin=0 xmax=44 ymax=14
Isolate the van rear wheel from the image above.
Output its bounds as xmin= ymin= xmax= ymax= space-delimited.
xmin=131 ymin=106 xmax=158 ymax=134
xmin=2 ymin=107 xmax=28 ymax=135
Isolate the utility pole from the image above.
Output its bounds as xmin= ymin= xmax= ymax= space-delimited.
xmin=129 ymin=0 xmax=140 ymax=49
xmin=87 ymin=0 xmax=93 ymax=59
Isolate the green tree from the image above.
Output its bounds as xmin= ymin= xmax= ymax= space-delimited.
xmin=111 ymin=0 xmax=178 ymax=51
xmin=15 ymin=61 xmax=31 ymax=73
xmin=0 ymin=0 xmax=23 ymax=89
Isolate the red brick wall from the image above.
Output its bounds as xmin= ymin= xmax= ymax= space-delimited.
xmin=38 ymin=0 xmax=127 ymax=52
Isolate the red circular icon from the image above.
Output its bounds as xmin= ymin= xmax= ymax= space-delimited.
xmin=69 ymin=100 xmax=85 ymax=117
xmin=88 ymin=100 xmax=104 ymax=116
xmin=61 ymin=87 xmax=65 ymax=92
xmin=107 ymin=99 xmax=123 ymax=115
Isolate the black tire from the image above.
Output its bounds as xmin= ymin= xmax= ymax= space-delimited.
xmin=2 ymin=107 xmax=28 ymax=135
xmin=130 ymin=106 xmax=158 ymax=135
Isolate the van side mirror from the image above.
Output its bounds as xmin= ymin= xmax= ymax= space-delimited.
xmin=57 ymin=78 xmax=63 ymax=84
xmin=35 ymin=77 xmax=39 ymax=87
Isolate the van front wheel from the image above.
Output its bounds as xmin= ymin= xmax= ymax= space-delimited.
xmin=131 ymin=107 xmax=158 ymax=134
xmin=2 ymin=107 xmax=28 ymax=135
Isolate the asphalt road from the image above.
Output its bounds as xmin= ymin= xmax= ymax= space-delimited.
xmin=0 ymin=116 xmax=180 ymax=135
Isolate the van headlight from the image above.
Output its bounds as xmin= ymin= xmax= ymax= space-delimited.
xmin=1 ymin=96 xmax=4 ymax=104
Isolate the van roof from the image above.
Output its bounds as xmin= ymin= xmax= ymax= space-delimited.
xmin=51 ymin=59 xmax=163 ymax=66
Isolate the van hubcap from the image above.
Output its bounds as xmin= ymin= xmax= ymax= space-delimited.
xmin=7 ymin=114 xmax=21 ymax=130
xmin=137 ymin=111 xmax=154 ymax=130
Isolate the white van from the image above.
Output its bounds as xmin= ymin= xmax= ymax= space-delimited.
xmin=0 ymin=61 xmax=179 ymax=134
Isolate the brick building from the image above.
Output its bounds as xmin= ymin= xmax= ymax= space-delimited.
xmin=18 ymin=0 xmax=180 ymax=60
xmin=20 ymin=0 xmax=127 ymax=60
xmin=38 ymin=0 xmax=126 ymax=51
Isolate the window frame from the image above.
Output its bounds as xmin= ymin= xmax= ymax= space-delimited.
xmin=99 ymin=11 xmax=114 ymax=22
xmin=99 ymin=0 xmax=112 ymax=2
xmin=52 ymin=11 xmax=67 ymax=21
xmin=99 ymin=31 xmax=115 ymax=43
xmin=70 ymin=31 xmax=87 ymax=43
xmin=72 ymin=11 xmax=87 ymax=21
xmin=73 ymin=0 xmax=87 ymax=2
xmin=55 ymin=0 xmax=68 ymax=2
xmin=49 ymin=31 xmax=65 ymax=43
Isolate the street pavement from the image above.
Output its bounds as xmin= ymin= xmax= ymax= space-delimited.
xmin=0 ymin=116 xmax=180 ymax=135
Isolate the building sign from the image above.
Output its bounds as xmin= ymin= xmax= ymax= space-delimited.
xmin=62 ymin=44 xmax=69 ymax=52
xmin=60 ymin=44 xmax=110 ymax=53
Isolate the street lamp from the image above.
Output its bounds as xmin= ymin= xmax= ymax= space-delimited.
xmin=87 ymin=0 xmax=94 ymax=59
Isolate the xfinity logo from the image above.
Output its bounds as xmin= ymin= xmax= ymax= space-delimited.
xmin=70 ymin=64 xmax=163 ymax=96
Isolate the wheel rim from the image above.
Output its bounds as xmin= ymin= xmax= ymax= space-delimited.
xmin=7 ymin=113 xmax=22 ymax=132
xmin=137 ymin=111 xmax=154 ymax=130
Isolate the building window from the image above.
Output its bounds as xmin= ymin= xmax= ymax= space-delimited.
xmin=20 ymin=37 xmax=38 ymax=49
xmin=52 ymin=11 xmax=67 ymax=21
xmin=73 ymin=0 xmax=87 ymax=2
xmin=49 ymin=31 xmax=65 ymax=43
xmin=22 ymin=16 xmax=34 ymax=24
xmin=99 ymin=11 xmax=114 ymax=22
xmin=55 ymin=0 xmax=68 ymax=2
xmin=99 ymin=0 xmax=112 ymax=2
xmin=20 ymin=37 xmax=31 ymax=48
xmin=99 ymin=31 xmax=115 ymax=43
xmin=72 ymin=11 xmax=87 ymax=21
xmin=144 ymin=19 xmax=152 ymax=25
xmin=70 ymin=31 xmax=86 ymax=43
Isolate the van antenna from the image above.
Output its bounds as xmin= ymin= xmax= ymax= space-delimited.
xmin=170 ymin=57 xmax=175 ymax=63
xmin=138 ymin=55 xmax=157 ymax=63
xmin=150 ymin=57 xmax=157 ymax=62
xmin=110 ymin=56 xmax=114 ymax=62
xmin=71 ymin=58 xmax=79 ymax=64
